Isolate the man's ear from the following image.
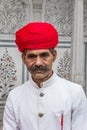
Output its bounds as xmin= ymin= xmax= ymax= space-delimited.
xmin=52 ymin=50 xmax=57 ymax=62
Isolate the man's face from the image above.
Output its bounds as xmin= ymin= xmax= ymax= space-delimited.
xmin=22 ymin=49 xmax=57 ymax=81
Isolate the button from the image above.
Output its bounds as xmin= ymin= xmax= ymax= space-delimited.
xmin=40 ymin=92 xmax=44 ymax=97
xmin=38 ymin=113 xmax=44 ymax=117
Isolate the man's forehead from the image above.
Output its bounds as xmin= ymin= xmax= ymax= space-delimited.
xmin=26 ymin=49 xmax=50 ymax=54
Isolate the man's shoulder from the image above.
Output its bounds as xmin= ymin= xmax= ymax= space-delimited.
xmin=8 ymin=80 xmax=30 ymax=97
xmin=57 ymin=75 xmax=81 ymax=87
xmin=57 ymin=76 xmax=84 ymax=96
xmin=54 ymin=73 xmax=83 ymax=91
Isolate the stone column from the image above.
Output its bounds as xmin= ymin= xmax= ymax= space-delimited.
xmin=71 ymin=0 xmax=85 ymax=87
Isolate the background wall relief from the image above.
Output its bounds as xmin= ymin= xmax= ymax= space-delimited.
xmin=0 ymin=0 xmax=87 ymax=129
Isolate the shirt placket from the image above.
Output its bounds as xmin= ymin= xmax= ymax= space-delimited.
xmin=38 ymin=87 xmax=45 ymax=130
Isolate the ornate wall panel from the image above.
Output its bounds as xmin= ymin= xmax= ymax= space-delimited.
xmin=0 ymin=0 xmax=33 ymax=34
xmin=53 ymin=43 xmax=71 ymax=80
xmin=0 ymin=41 xmax=29 ymax=129
xmin=0 ymin=44 xmax=25 ymax=99
xmin=42 ymin=0 xmax=74 ymax=36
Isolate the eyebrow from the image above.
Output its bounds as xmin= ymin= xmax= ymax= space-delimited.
xmin=26 ymin=52 xmax=50 ymax=58
xmin=40 ymin=52 xmax=50 ymax=56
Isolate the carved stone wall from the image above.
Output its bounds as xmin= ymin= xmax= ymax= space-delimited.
xmin=42 ymin=0 xmax=74 ymax=36
xmin=0 ymin=0 xmax=87 ymax=129
xmin=0 ymin=0 xmax=33 ymax=33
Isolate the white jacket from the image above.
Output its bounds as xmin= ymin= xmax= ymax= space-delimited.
xmin=3 ymin=72 xmax=87 ymax=130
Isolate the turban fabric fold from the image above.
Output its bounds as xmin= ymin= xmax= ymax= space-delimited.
xmin=15 ymin=22 xmax=58 ymax=52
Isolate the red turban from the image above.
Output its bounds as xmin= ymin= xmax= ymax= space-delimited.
xmin=15 ymin=22 xmax=58 ymax=52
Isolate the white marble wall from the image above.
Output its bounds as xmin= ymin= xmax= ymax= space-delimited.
xmin=0 ymin=0 xmax=87 ymax=129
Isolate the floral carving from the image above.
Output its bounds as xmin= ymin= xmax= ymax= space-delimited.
xmin=0 ymin=49 xmax=17 ymax=99
xmin=57 ymin=49 xmax=71 ymax=80
xmin=0 ymin=0 xmax=28 ymax=33
xmin=44 ymin=0 xmax=74 ymax=36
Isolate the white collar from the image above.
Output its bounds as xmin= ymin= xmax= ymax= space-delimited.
xmin=29 ymin=72 xmax=58 ymax=89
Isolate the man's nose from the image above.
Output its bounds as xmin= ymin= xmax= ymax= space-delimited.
xmin=35 ymin=56 xmax=42 ymax=66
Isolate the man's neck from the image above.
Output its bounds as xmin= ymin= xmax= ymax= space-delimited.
xmin=32 ymin=71 xmax=53 ymax=88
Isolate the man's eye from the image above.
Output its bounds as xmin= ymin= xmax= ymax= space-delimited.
xmin=41 ymin=53 xmax=49 ymax=58
xmin=27 ymin=54 xmax=36 ymax=59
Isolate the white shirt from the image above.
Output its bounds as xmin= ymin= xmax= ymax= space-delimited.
xmin=3 ymin=72 xmax=87 ymax=130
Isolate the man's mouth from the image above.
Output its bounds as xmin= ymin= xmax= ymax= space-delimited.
xmin=28 ymin=65 xmax=50 ymax=72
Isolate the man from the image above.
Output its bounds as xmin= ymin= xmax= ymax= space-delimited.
xmin=3 ymin=22 xmax=87 ymax=130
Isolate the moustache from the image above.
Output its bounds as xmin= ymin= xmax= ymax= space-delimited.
xmin=28 ymin=65 xmax=50 ymax=72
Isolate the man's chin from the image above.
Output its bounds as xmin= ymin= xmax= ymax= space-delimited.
xmin=32 ymin=72 xmax=46 ymax=80
xmin=33 ymin=73 xmax=44 ymax=78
